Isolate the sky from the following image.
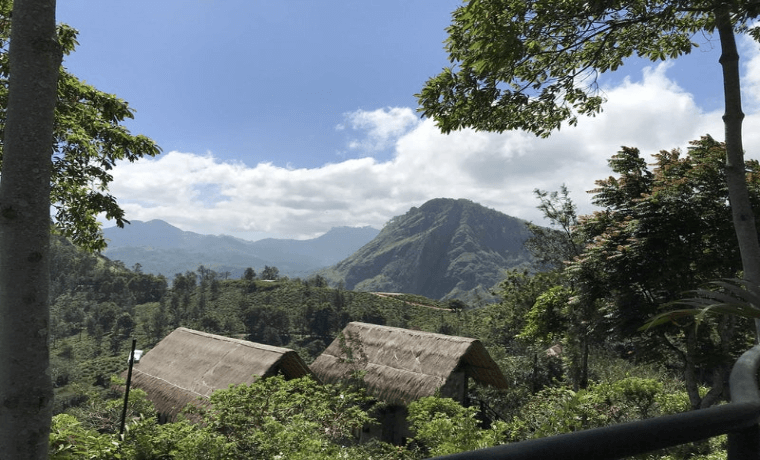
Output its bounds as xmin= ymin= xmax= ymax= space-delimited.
xmin=55 ymin=2 xmax=760 ymax=241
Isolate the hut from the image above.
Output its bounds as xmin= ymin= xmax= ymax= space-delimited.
xmin=309 ymin=322 xmax=508 ymax=443
xmin=128 ymin=327 xmax=312 ymax=421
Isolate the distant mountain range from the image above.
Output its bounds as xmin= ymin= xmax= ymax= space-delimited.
xmin=319 ymin=198 xmax=534 ymax=303
xmin=103 ymin=198 xmax=537 ymax=302
xmin=102 ymin=220 xmax=380 ymax=279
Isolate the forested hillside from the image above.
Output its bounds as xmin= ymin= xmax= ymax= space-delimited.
xmin=44 ymin=139 xmax=759 ymax=460
xmin=49 ymin=200 xmax=738 ymax=458
xmin=320 ymin=198 xmax=534 ymax=302
xmin=49 ymin=236 xmax=465 ymax=413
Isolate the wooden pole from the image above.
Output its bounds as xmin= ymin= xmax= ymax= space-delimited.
xmin=120 ymin=338 xmax=137 ymax=439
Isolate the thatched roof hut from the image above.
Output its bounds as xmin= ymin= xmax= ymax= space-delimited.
xmin=310 ymin=322 xmax=508 ymax=406
xmin=129 ymin=327 xmax=312 ymax=420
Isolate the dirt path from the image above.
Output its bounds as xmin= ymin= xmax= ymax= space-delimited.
xmin=371 ymin=292 xmax=452 ymax=311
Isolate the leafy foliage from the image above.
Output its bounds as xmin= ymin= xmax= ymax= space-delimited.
xmin=644 ymin=278 xmax=760 ymax=329
xmin=0 ymin=1 xmax=160 ymax=251
xmin=417 ymin=0 xmax=758 ymax=136
xmin=45 ymin=226 xmax=739 ymax=458
xmin=562 ymin=137 xmax=757 ymax=407
xmin=49 ymin=414 xmax=120 ymax=460
xmin=407 ymin=396 xmax=507 ymax=457
xmin=506 ymin=377 xmax=724 ymax=459
xmin=261 ymin=265 xmax=280 ymax=280
xmin=525 ymin=186 xmax=583 ymax=271
xmin=191 ymin=375 xmax=375 ymax=459
xmin=418 ymin=0 xmax=760 ymax=347
xmin=53 ymin=372 xmax=406 ymax=460
xmin=519 ymin=285 xmax=573 ymax=345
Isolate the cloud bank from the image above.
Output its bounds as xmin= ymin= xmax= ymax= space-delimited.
xmin=107 ymin=58 xmax=760 ymax=241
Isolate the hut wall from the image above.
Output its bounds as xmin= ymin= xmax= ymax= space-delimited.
xmin=440 ymin=369 xmax=467 ymax=403
xmin=361 ymin=404 xmax=411 ymax=446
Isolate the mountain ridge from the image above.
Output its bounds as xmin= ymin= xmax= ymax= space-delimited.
xmin=102 ymin=221 xmax=380 ymax=278
xmin=319 ymin=198 xmax=534 ymax=302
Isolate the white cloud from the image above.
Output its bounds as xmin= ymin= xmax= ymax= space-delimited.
xmin=340 ymin=107 xmax=420 ymax=152
xmin=106 ymin=63 xmax=757 ymax=240
xmin=740 ymin=33 xmax=760 ymax=111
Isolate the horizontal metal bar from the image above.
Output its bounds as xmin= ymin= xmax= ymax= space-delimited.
xmin=431 ymin=344 xmax=760 ymax=460
xmin=432 ymin=402 xmax=760 ymax=460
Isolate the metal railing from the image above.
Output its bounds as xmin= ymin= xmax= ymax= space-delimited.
xmin=431 ymin=344 xmax=760 ymax=460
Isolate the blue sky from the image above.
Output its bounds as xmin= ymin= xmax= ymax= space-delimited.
xmin=56 ymin=2 xmax=760 ymax=241
xmin=57 ymin=1 xmax=461 ymax=168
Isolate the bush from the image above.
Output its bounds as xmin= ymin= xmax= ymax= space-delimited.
xmin=49 ymin=414 xmax=119 ymax=460
xmin=193 ymin=375 xmax=377 ymax=459
xmin=505 ymin=377 xmax=725 ymax=459
xmin=407 ymin=396 xmax=507 ymax=457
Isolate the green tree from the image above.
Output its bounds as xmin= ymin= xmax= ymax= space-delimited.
xmin=481 ymin=270 xmax=560 ymax=348
xmin=418 ymin=0 xmax=760 ymax=336
xmin=244 ymin=305 xmax=290 ymax=345
xmin=519 ymin=285 xmax=600 ymax=390
xmin=520 ymin=286 xmax=572 ymax=348
xmin=261 ymin=265 xmax=280 ymax=281
xmin=243 ymin=266 xmax=256 ymax=280
xmin=309 ymin=273 xmax=328 ymax=288
xmin=0 ymin=0 xmax=61 ymax=456
xmin=506 ymin=377 xmax=723 ymax=458
xmin=195 ymin=375 xmax=375 ymax=459
xmin=0 ymin=1 xmax=158 ymax=455
xmin=49 ymin=414 xmax=119 ymax=460
xmin=0 ymin=9 xmax=160 ymax=252
xmin=569 ymin=137 xmax=756 ymax=408
xmin=526 ymin=185 xmax=584 ymax=271
xmin=109 ymin=311 xmax=134 ymax=353
xmin=523 ymin=186 xmax=600 ymax=390
xmin=471 ymin=269 xmax=564 ymax=410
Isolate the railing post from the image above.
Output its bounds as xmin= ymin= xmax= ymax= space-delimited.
xmin=727 ymin=424 xmax=760 ymax=459
xmin=727 ymin=344 xmax=760 ymax=459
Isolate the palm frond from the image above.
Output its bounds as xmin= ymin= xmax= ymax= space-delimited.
xmin=640 ymin=278 xmax=760 ymax=331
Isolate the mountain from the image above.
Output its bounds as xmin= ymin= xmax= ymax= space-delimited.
xmin=319 ymin=198 xmax=534 ymax=303
xmin=102 ymin=221 xmax=380 ymax=279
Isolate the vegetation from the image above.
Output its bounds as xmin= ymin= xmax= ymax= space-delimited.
xmin=0 ymin=1 xmax=159 ymax=456
xmin=0 ymin=0 xmax=60 ymax=456
xmin=319 ymin=198 xmax=534 ymax=303
xmin=568 ymin=137 xmax=757 ymax=408
xmin=45 ymin=136 xmax=752 ymax=457
xmin=3 ymin=0 xmax=757 ymax=457
xmin=417 ymin=0 xmax=760 ymax=338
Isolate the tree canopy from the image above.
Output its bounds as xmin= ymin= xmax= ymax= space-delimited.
xmin=419 ymin=0 xmax=760 ymax=337
xmin=0 ymin=1 xmax=159 ymax=456
xmin=567 ymin=136 xmax=757 ymax=408
xmin=417 ymin=0 xmax=759 ymax=136
xmin=0 ymin=0 xmax=161 ymax=251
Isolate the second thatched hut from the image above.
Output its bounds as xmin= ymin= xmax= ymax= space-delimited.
xmin=309 ymin=322 xmax=508 ymax=443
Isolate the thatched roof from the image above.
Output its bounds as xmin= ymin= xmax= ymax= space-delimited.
xmin=310 ymin=322 xmax=507 ymax=406
xmin=129 ymin=327 xmax=312 ymax=419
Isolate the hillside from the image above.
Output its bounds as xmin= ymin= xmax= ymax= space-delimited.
xmin=47 ymin=235 xmax=462 ymax=415
xmin=102 ymin=220 xmax=379 ymax=278
xmin=319 ymin=198 xmax=534 ymax=302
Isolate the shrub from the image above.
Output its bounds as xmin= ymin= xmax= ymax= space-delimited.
xmin=407 ymin=396 xmax=507 ymax=457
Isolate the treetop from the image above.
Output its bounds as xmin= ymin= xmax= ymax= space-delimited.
xmin=417 ymin=0 xmax=759 ymax=137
